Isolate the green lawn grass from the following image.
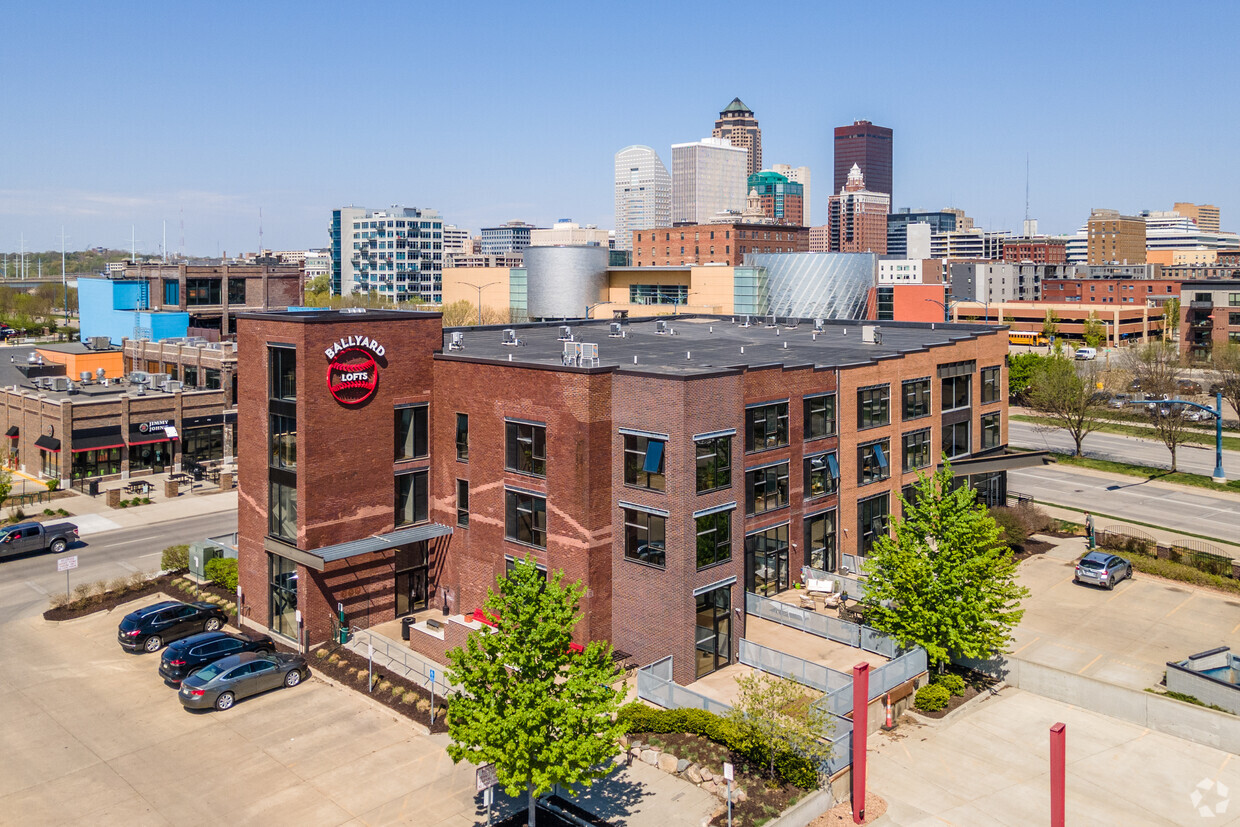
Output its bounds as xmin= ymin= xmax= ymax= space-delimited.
xmin=1048 ymin=453 xmax=1240 ymax=494
xmin=1011 ymin=413 xmax=1240 ymax=453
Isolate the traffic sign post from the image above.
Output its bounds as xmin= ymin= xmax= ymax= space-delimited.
xmin=367 ymin=642 xmax=374 ymax=693
xmin=429 ymin=668 xmax=437 ymax=723
xmin=57 ymin=555 xmax=78 ymax=597
xmin=476 ymin=763 xmax=498 ymax=825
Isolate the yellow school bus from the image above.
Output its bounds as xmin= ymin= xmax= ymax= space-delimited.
xmin=1007 ymin=330 xmax=1049 ymax=346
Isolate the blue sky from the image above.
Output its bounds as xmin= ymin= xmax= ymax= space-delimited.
xmin=2 ymin=1 xmax=1238 ymax=256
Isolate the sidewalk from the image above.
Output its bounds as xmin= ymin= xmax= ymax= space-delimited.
xmin=1038 ymin=501 xmax=1240 ymax=555
xmin=28 ymin=482 xmax=237 ymax=535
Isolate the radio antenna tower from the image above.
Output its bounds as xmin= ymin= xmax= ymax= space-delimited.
xmin=179 ymin=208 xmax=185 ymax=260
xmin=259 ymin=207 xmax=264 ymax=257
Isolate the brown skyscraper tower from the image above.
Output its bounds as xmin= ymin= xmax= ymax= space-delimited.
xmin=834 ymin=120 xmax=893 ymax=205
xmin=713 ymin=97 xmax=762 ymax=177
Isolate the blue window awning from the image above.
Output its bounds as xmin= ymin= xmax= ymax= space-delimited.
xmin=643 ymin=440 xmax=664 ymax=474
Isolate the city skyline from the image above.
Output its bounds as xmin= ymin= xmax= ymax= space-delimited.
xmin=2 ymin=1 xmax=1238 ymax=256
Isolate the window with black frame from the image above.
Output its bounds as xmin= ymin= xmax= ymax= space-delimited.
xmin=623 ymin=434 xmax=665 ymax=491
xmin=505 ymin=490 xmax=546 ymax=548
xmin=858 ymin=494 xmax=889 ymax=556
xmin=803 ymin=394 xmax=836 ymax=440
xmin=623 ymin=507 xmax=666 ymax=567
xmin=745 ymin=523 xmax=789 ymax=595
xmin=269 ymin=479 xmax=296 ymax=541
xmin=857 ymin=385 xmax=890 ymax=429
xmin=804 ymin=451 xmax=839 ymax=498
xmin=456 ymin=479 xmax=469 ymax=527
xmin=395 ymin=405 xmax=429 ymax=460
xmin=805 ymin=511 xmax=836 ymax=572
xmin=268 ymin=555 xmax=298 ymax=639
xmin=270 ymin=414 xmax=296 ymax=470
xmin=505 ymin=421 xmax=546 ymax=476
xmin=943 ymin=421 xmax=971 ymax=459
xmin=981 ymin=412 xmax=1002 ymax=450
xmin=227 ymin=277 xmax=246 ymax=305
xmin=745 ymin=462 xmax=789 ymax=515
xmin=456 ymin=413 xmax=469 ymax=461
xmin=745 ymin=402 xmax=788 ymax=452
xmin=981 ymin=366 xmax=1002 ymax=404
xmin=902 ymin=429 xmax=931 ymax=472
xmin=902 ymin=378 xmax=931 ymax=420
xmin=695 ymin=508 xmax=732 ymax=569
xmin=858 ymin=439 xmax=890 ymax=485
xmin=395 ymin=470 xmax=429 ymax=526
xmin=695 ymin=435 xmax=731 ymax=493
xmin=941 ymin=374 xmax=972 ymax=412
xmin=268 ymin=346 xmax=297 ymax=542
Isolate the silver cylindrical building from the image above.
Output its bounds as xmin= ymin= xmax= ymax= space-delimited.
xmin=524 ymin=245 xmax=609 ymax=319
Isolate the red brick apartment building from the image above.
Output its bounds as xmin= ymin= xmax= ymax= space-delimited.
xmin=1042 ymin=278 xmax=1181 ymax=305
xmin=236 ymin=310 xmax=1016 ymax=686
xmin=632 ymin=223 xmax=808 ymax=267
xmin=1002 ymin=238 xmax=1068 ymax=264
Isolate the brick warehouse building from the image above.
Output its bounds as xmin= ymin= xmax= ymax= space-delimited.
xmin=236 ymin=310 xmax=1015 ymax=686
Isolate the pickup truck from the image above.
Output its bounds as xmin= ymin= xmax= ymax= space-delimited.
xmin=0 ymin=521 xmax=80 ymax=559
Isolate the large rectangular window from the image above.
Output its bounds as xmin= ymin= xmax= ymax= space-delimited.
xmin=695 ymin=509 xmax=732 ymax=569
xmin=395 ymin=405 xmax=429 ymax=460
xmin=395 ymin=470 xmax=429 ymax=526
xmin=269 ymin=347 xmax=296 ymax=401
xmin=186 ymin=278 xmax=222 ymax=305
xmin=227 ymin=277 xmax=246 ymax=305
xmin=902 ymin=429 xmax=931 ymax=472
xmin=623 ymin=434 xmax=666 ymax=491
xmin=804 ymin=451 xmax=839 ymax=499
xmin=803 ymin=394 xmax=836 ymax=440
xmin=505 ymin=490 xmax=547 ymax=548
xmin=941 ymin=375 xmax=972 ymax=412
xmin=269 ymin=414 xmax=296 ymax=470
xmin=858 ymin=495 xmax=889 ymax=556
xmin=858 ymin=439 xmax=891 ymax=485
xmin=505 ymin=421 xmax=546 ymax=477
xmin=695 ymin=586 xmax=732 ymax=679
xmin=943 ymin=421 xmax=971 ymax=459
xmin=456 ymin=413 xmax=469 ymax=462
xmin=858 ymin=385 xmax=890 ymax=429
xmin=745 ymin=462 xmax=789 ymax=515
xmin=268 ymin=555 xmax=297 ymax=639
xmin=981 ymin=412 xmax=1002 ymax=451
xmin=623 ymin=507 xmax=665 ymax=567
xmin=745 ymin=524 xmax=789 ymax=596
xmin=269 ymin=479 xmax=297 ymax=541
xmin=695 ymin=435 xmax=732 ymax=493
xmin=805 ymin=511 xmax=837 ymax=572
xmin=981 ymin=367 xmax=1002 ymax=405
xmin=902 ymin=378 xmax=931 ymax=420
xmin=456 ymin=479 xmax=469 ymax=527
xmin=745 ymin=402 xmax=788 ymax=452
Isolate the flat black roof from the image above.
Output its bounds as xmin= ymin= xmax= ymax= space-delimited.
xmin=1182 ymin=281 xmax=1240 ymax=288
xmin=439 ymin=316 xmax=1001 ymax=377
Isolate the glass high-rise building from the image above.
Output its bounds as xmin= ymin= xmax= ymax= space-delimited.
xmin=614 ymin=145 xmax=672 ymax=252
xmin=833 ymin=120 xmax=893 ymax=205
xmin=330 ymin=206 xmax=443 ymax=303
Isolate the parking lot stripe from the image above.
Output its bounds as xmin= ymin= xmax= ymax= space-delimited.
xmin=1077 ymin=653 xmax=1104 ymax=674
xmin=1231 ymin=621 xmax=1240 ymax=635
xmin=1164 ymin=592 xmax=1197 ymax=618
xmin=1010 ymin=636 xmax=1041 ymax=655
xmin=24 ymin=580 xmax=49 ymax=596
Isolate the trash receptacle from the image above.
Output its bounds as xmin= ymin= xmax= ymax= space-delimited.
xmin=87 ymin=480 xmax=99 ymax=497
xmin=401 ymin=616 xmax=415 ymax=641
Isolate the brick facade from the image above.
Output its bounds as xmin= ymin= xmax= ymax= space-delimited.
xmin=631 ymin=223 xmax=808 ymax=268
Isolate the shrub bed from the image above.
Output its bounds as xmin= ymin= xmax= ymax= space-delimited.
xmin=312 ymin=646 xmax=448 ymax=733
xmin=1125 ymin=553 xmax=1240 ymax=596
xmin=914 ymin=684 xmax=950 ymax=712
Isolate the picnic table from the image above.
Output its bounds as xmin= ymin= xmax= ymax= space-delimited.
xmin=124 ymin=480 xmax=153 ymax=495
xmin=838 ymin=598 xmax=869 ymax=625
xmin=170 ymin=472 xmax=194 ymax=485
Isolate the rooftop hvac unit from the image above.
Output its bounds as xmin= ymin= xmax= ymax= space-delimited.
xmin=739 ymin=315 xmax=751 ymax=328
xmin=51 ymin=377 xmax=70 ymax=392
xmin=128 ymin=371 xmax=151 ymax=385
xmin=66 ymin=381 xmax=78 ymax=395
xmin=79 ymin=371 xmax=93 ymax=383
xmin=89 ymin=336 xmax=111 ymax=350
xmin=558 ymin=325 xmax=573 ymax=341
xmin=766 ymin=314 xmax=778 ymax=328
xmin=448 ymin=331 xmax=465 ymax=351
xmin=26 ymin=352 xmax=38 ymax=364
xmin=165 ymin=380 xmax=183 ymax=392
xmin=861 ymin=325 xmax=882 ymax=345
xmin=655 ymin=320 xmax=668 ymax=335
xmin=501 ymin=329 xmax=521 ymax=346
xmin=814 ymin=318 xmax=825 ymax=332
xmin=95 ymin=367 xmax=106 ymax=380
xmin=608 ymin=322 xmax=622 ymax=337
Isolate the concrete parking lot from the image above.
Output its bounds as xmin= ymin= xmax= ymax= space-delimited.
xmin=1012 ymin=535 xmax=1240 ymax=691
xmin=0 ymin=594 xmax=717 ymax=826
xmin=871 ymin=688 xmax=1240 ymax=825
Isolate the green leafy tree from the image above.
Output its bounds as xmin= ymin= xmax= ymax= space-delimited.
xmin=1125 ymin=342 xmax=1191 ymax=471
xmin=725 ymin=672 xmax=832 ymax=784
xmin=1082 ymin=312 xmax=1107 ymax=349
xmin=446 ymin=557 xmax=626 ymax=827
xmin=1041 ymin=309 xmax=1059 ymax=342
xmin=862 ymin=463 xmax=1029 ymax=672
xmin=1006 ymin=352 xmax=1049 ymax=402
xmin=1211 ymin=343 xmax=1240 ymax=425
xmin=1026 ymin=355 xmax=1107 ymax=456
xmin=1162 ymin=298 xmax=1181 ymax=342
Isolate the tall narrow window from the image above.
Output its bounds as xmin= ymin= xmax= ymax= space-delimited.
xmin=269 ymin=414 xmax=296 ymax=470
xmin=395 ymin=470 xmax=429 ymax=526
xmin=804 ymin=452 xmax=839 ymax=498
xmin=267 ymin=346 xmax=297 ymax=542
xmin=268 ymin=480 xmax=297 ymax=541
xmin=902 ymin=378 xmax=931 ymax=420
xmin=804 ymin=394 xmax=836 ymax=440
xmin=505 ymin=490 xmax=547 ymax=548
xmin=858 ymin=494 xmax=889 ymax=556
xmin=943 ymin=421 xmax=971 ymax=459
xmin=981 ymin=413 xmax=1002 ymax=451
xmin=858 ymin=440 xmax=890 ymax=485
xmin=695 ymin=509 xmax=732 ymax=569
xmin=981 ymin=367 xmax=1002 ymax=404
xmin=857 ymin=385 xmax=890 ymax=429
xmin=456 ymin=413 xmax=469 ymax=461
xmin=456 ymin=479 xmax=470 ymax=527
xmin=623 ymin=434 xmax=665 ymax=491
xmin=623 ymin=508 xmax=666 ymax=567
xmin=395 ymin=405 xmax=429 ymax=460
xmin=695 ymin=435 xmax=732 ymax=493
xmin=902 ymin=429 xmax=931 ymax=472
xmin=805 ymin=511 xmax=837 ymax=572
xmin=505 ymin=421 xmax=546 ymax=477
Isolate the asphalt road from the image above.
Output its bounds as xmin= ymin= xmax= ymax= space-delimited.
xmin=1009 ymin=419 xmax=1240 ymax=480
xmin=1009 ymin=464 xmax=1240 ymax=545
xmin=0 ymin=511 xmax=237 ymax=625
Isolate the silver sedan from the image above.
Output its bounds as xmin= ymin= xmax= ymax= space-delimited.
xmin=178 ymin=651 xmax=308 ymax=711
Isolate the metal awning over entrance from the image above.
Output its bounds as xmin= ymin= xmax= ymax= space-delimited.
xmin=266 ymin=523 xmax=453 ymax=572
xmin=939 ymin=451 xmax=1051 ymax=476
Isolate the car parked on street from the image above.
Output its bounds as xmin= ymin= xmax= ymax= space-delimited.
xmin=158 ymin=631 xmax=275 ymax=685
xmin=178 ymin=651 xmax=308 ymax=711
xmin=1074 ymin=551 xmax=1133 ymax=590
xmin=117 ymin=600 xmax=230 ymax=653
xmin=1177 ymin=379 xmax=1204 ymax=395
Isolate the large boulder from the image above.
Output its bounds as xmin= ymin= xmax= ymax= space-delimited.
xmin=658 ymin=753 xmax=678 ymax=774
xmin=640 ymin=749 xmax=658 ymax=766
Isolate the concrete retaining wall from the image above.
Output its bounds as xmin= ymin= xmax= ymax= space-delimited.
xmin=1166 ymin=663 xmax=1240 ymax=716
xmin=956 ymin=655 xmax=1240 ymax=754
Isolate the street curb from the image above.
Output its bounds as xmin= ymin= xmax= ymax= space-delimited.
xmin=310 ymin=666 xmax=432 ymax=737
xmin=902 ymin=682 xmax=1009 ymax=727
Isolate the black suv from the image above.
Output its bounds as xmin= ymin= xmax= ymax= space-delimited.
xmin=117 ymin=600 xmax=230 ymax=653
xmin=159 ymin=631 xmax=275 ymax=685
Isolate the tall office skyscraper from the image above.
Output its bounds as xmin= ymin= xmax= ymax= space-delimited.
xmin=771 ymin=164 xmax=811 ymax=225
xmin=671 ymin=138 xmax=748 ymax=225
xmin=712 ymin=97 xmax=762 ymax=177
xmin=834 ymin=120 xmax=893 ymax=205
xmin=827 ymin=164 xmax=890 ymax=253
xmin=614 ymin=145 xmax=672 ymax=251
xmin=330 ymin=206 xmax=443 ymax=302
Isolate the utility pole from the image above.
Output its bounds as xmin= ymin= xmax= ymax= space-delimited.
xmin=61 ymin=227 xmax=69 ymax=323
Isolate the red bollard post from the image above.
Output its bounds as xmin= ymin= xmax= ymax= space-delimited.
xmin=853 ymin=662 xmax=870 ymax=824
xmin=1050 ymin=722 xmax=1066 ymax=827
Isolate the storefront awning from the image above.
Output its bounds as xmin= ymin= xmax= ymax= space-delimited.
xmin=267 ymin=523 xmax=454 ymax=572
xmin=34 ymin=435 xmax=60 ymax=452
xmin=939 ymin=451 xmax=1052 ymax=476
xmin=5 ymin=426 xmax=17 ymax=438
xmin=71 ymin=427 xmax=125 ymax=452
xmin=129 ymin=429 xmax=178 ymax=446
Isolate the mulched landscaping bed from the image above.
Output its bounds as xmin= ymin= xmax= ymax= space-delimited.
xmin=311 ymin=644 xmax=449 ymax=733
xmin=627 ymin=730 xmax=805 ymax=827
xmin=1012 ymin=538 xmax=1055 ymax=561
xmin=42 ymin=571 xmax=236 ymax=622
xmin=915 ymin=667 xmax=999 ymax=720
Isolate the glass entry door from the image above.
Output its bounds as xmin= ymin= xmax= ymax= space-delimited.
xmin=695 ymin=586 xmax=732 ymax=678
xmin=395 ymin=543 xmax=429 ymax=616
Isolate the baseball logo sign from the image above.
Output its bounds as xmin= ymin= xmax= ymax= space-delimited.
xmin=325 ymin=336 xmax=386 ymax=405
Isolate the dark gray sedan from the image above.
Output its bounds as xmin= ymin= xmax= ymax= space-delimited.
xmin=178 ymin=651 xmax=308 ymax=711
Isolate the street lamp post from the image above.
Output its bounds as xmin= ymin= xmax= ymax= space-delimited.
xmin=1126 ymin=391 xmax=1227 ymax=482
xmin=584 ymin=301 xmax=613 ymax=319
xmin=459 ymin=281 xmax=500 ymax=326
xmin=923 ymin=297 xmax=957 ymax=323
